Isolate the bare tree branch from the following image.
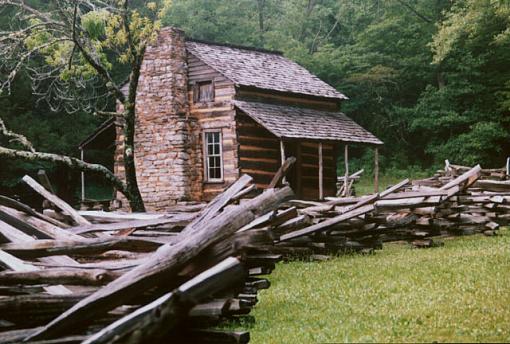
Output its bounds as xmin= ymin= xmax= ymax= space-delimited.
xmin=0 ymin=117 xmax=35 ymax=152
xmin=0 ymin=145 xmax=129 ymax=198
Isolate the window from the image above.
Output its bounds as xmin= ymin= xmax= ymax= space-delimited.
xmin=193 ymin=81 xmax=214 ymax=102
xmin=204 ymin=131 xmax=223 ymax=182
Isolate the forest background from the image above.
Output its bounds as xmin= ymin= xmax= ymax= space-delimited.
xmin=1 ymin=0 xmax=509 ymax=202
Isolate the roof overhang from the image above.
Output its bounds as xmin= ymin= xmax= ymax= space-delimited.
xmin=234 ymin=100 xmax=383 ymax=146
xmin=78 ymin=118 xmax=116 ymax=150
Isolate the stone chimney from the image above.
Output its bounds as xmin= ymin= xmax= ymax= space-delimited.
xmin=114 ymin=27 xmax=200 ymax=211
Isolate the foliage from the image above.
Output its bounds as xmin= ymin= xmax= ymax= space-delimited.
xmin=0 ymin=72 xmax=100 ymax=202
xmin=0 ymin=1 xmax=173 ymax=210
xmin=163 ymin=0 xmax=509 ymax=170
xmin=224 ymin=229 xmax=510 ymax=343
xmin=1 ymin=0 xmax=509 ymax=198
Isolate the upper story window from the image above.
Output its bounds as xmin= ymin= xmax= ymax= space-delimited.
xmin=204 ymin=130 xmax=223 ymax=182
xmin=193 ymin=80 xmax=214 ymax=103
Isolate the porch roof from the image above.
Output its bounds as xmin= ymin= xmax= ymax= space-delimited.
xmin=234 ymin=100 xmax=383 ymax=145
xmin=78 ymin=118 xmax=116 ymax=150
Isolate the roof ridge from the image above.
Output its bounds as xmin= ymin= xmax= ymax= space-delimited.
xmin=186 ymin=38 xmax=283 ymax=56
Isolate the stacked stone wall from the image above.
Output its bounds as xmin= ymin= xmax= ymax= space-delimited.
xmin=113 ymin=27 xmax=201 ymax=211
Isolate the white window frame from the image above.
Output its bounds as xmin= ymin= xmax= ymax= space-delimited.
xmin=203 ymin=129 xmax=224 ymax=183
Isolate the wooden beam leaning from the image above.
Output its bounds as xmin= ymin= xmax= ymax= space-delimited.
xmin=83 ymin=257 xmax=245 ymax=344
xmin=279 ymin=178 xmax=409 ymax=242
xmin=374 ymin=147 xmax=379 ymax=193
xmin=280 ymin=140 xmax=286 ymax=184
xmin=279 ymin=204 xmax=375 ymax=242
xmin=37 ymin=170 xmax=56 ymax=195
xmin=26 ymin=186 xmax=294 ymax=341
xmin=0 ymin=195 xmax=68 ymax=228
xmin=0 ymin=208 xmax=53 ymax=240
xmin=22 ymin=175 xmax=91 ymax=226
xmin=319 ymin=143 xmax=324 ymax=200
xmin=181 ymin=174 xmax=253 ymax=236
xmin=379 ymin=179 xmax=410 ymax=198
xmin=440 ymin=165 xmax=481 ymax=191
xmin=80 ymin=150 xmax=86 ymax=202
xmin=268 ymin=157 xmax=296 ymax=189
xmin=344 ymin=145 xmax=349 ymax=196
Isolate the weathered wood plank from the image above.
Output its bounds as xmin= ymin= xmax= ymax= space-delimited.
xmin=22 ymin=176 xmax=90 ymax=226
xmin=27 ymin=186 xmax=293 ymax=340
xmin=0 ymin=249 xmax=71 ymax=295
xmin=82 ymin=257 xmax=245 ymax=344
xmin=0 ymin=268 xmax=120 ymax=286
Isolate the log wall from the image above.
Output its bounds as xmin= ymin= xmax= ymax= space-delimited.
xmin=236 ymin=113 xmax=337 ymax=199
xmin=187 ymin=53 xmax=239 ymax=201
xmin=237 ymin=88 xmax=340 ymax=111
xmin=236 ymin=113 xmax=281 ymax=189
xmin=295 ymin=141 xmax=337 ymax=199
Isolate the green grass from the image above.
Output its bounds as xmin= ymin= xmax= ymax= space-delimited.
xmin=227 ymin=229 xmax=510 ymax=343
xmin=355 ymin=171 xmax=430 ymax=196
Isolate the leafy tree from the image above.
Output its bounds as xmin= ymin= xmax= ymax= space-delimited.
xmin=0 ymin=0 xmax=172 ymax=211
xmin=407 ymin=0 xmax=510 ymax=166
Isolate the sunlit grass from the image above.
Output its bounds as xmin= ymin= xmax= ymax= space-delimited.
xmin=227 ymin=229 xmax=510 ymax=343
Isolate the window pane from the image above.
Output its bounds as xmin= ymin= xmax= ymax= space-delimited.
xmin=199 ymin=82 xmax=213 ymax=101
xmin=205 ymin=131 xmax=222 ymax=181
xmin=211 ymin=167 xmax=221 ymax=179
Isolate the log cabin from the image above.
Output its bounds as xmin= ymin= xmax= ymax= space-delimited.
xmin=79 ymin=27 xmax=383 ymax=211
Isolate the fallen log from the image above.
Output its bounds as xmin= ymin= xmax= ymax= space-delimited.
xmin=22 ymin=176 xmax=90 ymax=226
xmin=278 ymin=204 xmax=375 ymax=242
xmin=440 ymin=165 xmax=481 ymax=190
xmin=473 ymin=180 xmax=510 ymax=192
xmin=0 ymin=196 xmax=68 ymax=229
xmin=69 ymin=216 xmax=194 ymax=235
xmin=0 ymin=268 xmax=120 ymax=286
xmin=26 ymin=186 xmax=293 ymax=341
xmin=0 ymin=206 xmax=83 ymax=241
xmin=83 ymin=257 xmax=245 ymax=344
xmin=181 ymin=175 xmax=253 ymax=236
xmin=0 ymin=238 xmax=160 ymax=259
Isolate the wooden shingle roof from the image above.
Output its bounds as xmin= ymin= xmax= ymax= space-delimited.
xmin=235 ymin=101 xmax=383 ymax=145
xmin=186 ymin=40 xmax=348 ymax=100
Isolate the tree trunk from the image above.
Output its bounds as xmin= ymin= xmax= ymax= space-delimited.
xmin=122 ymin=107 xmax=145 ymax=212
xmin=121 ymin=52 xmax=146 ymax=213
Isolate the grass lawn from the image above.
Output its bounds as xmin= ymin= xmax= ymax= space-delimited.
xmin=228 ymin=229 xmax=510 ymax=343
xmin=355 ymin=172 xmax=430 ymax=196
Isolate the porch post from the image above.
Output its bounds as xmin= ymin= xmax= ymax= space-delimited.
xmin=80 ymin=148 xmax=85 ymax=201
xmin=280 ymin=139 xmax=286 ymax=184
xmin=344 ymin=145 xmax=349 ymax=196
xmin=374 ymin=147 xmax=379 ymax=193
xmin=318 ymin=142 xmax=323 ymax=200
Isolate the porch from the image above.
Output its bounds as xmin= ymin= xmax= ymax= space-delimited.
xmin=234 ymin=100 xmax=383 ymax=200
